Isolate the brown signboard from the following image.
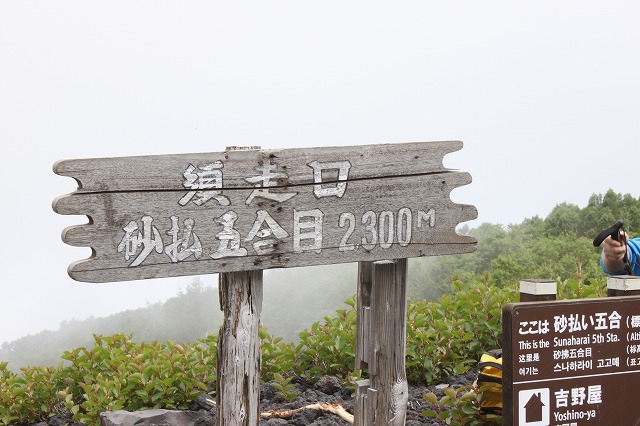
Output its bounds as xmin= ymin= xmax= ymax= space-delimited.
xmin=53 ymin=141 xmax=477 ymax=283
xmin=503 ymin=297 xmax=640 ymax=425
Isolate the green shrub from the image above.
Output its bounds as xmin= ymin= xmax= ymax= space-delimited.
xmin=406 ymin=273 xmax=517 ymax=384
xmin=259 ymin=326 xmax=298 ymax=381
xmin=295 ymin=296 xmax=358 ymax=379
xmin=558 ymin=276 xmax=607 ymax=299
xmin=422 ymin=385 xmax=501 ymax=426
xmin=61 ymin=334 xmax=216 ymax=423
xmin=1 ymin=334 xmax=218 ymax=425
xmin=270 ymin=372 xmax=299 ymax=402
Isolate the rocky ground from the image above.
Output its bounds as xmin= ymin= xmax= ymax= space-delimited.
xmin=43 ymin=370 xmax=478 ymax=426
xmin=194 ymin=370 xmax=477 ymax=426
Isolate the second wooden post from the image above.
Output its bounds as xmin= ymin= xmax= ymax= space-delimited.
xmin=355 ymin=258 xmax=409 ymax=425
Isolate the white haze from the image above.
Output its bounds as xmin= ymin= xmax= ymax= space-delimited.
xmin=0 ymin=1 xmax=639 ymax=344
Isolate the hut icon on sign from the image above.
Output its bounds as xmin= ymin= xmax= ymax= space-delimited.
xmin=524 ymin=392 xmax=545 ymax=422
xmin=518 ymin=388 xmax=550 ymax=425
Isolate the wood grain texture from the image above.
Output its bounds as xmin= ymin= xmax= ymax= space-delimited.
xmin=369 ymin=259 xmax=408 ymax=425
xmin=355 ymin=260 xmax=410 ymax=425
xmin=53 ymin=141 xmax=462 ymax=192
xmin=355 ymin=261 xmax=373 ymax=371
xmin=52 ymin=141 xmax=477 ymax=283
xmin=216 ymin=270 xmax=263 ymax=426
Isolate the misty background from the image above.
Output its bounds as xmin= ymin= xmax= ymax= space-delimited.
xmin=1 ymin=2 xmax=639 ymax=348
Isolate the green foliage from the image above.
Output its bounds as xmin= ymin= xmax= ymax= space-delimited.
xmin=0 ymin=362 xmax=65 ymax=425
xmin=408 ymin=189 xmax=640 ymax=298
xmin=271 ymin=373 xmax=299 ymax=403
xmin=259 ymin=326 xmax=297 ymax=380
xmin=558 ymin=276 xmax=608 ymax=299
xmin=0 ymin=334 xmax=218 ymax=425
xmin=295 ymin=296 xmax=358 ymax=379
xmin=65 ymin=333 xmax=217 ymax=424
xmin=406 ymin=274 xmax=517 ymax=384
xmin=422 ymin=385 xmax=499 ymax=426
xmin=581 ymin=190 xmax=640 ymax=238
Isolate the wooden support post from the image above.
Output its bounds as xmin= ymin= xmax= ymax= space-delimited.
xmin=355 ymin=261 xmax=372 ymax=426
xmin=355 ymin=259 xmax=408 ymax=425
xmin=354 ymin=379 xmax=371 ymax=426
xmin=356 ymin=261 xmax=373 ymax=370
xmin=216 ymin=270 xmax=263 ymax=426
xmin=519 ymin=279 xmax=556 ymax=302
xmin=607 ymin=275 xmax=640 ymax=297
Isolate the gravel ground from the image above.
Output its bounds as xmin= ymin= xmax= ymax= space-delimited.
xmin=188 ymin=370 xmax=478 ymax=426
xmin=39 ymin=371 xmax=478 ymax=426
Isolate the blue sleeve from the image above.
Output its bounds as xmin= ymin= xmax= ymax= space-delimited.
xmin=601 ymin=237 xmax=640 ymax=275
xmin=600 ymin=257 xmax=626 ymax=275
xmin=628 ymin=238 xmax=640 ymax=275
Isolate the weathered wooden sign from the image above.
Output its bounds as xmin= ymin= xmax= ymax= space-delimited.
xmin=53 ymin=141 xmax=477 ymax=283
xmin=503 ymin=296 xmax=640 ymax=425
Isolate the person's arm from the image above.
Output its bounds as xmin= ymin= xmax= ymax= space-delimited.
xmin=600 ymin=231 xmax=629 ymax=274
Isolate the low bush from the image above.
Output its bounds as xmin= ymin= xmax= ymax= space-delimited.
xmin=406 ymin=273 xmax=516 ymax=385
xmin=1 ymin=334 xmax=217 ymax=425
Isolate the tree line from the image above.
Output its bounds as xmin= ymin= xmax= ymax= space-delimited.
xmin=407 ymin=189 xmax=640 ymax=300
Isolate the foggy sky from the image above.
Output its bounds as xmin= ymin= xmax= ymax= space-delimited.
xmin=1 ymin=1 xmax=639 ymax=344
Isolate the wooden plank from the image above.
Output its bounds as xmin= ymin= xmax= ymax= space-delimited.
xmin=54 ymin=173 xmax=476 ymax=282
xmin=52 ymin=142 xmax=477 ymax=282
xmin=53 ymin=141 xmax=462 ymax=192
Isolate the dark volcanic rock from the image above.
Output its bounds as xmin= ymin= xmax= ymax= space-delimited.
xmin=314 ymin=376 xmax=342 ymax=395
xmin=31 ymin=372 xmax=477 ymax=426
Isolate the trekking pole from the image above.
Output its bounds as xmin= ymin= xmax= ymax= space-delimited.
xmin=593 ymin=220 xmax=634 ymax=275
